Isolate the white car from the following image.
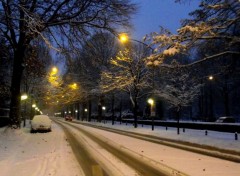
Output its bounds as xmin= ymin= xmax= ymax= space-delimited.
xmin=31 ymin=115 xmax=52 ymax=133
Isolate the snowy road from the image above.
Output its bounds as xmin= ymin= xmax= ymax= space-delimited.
xmin=55 ymin=118 xmax=240 ymax=176
xmin=55 ymin=119 xmax=176 ymax=176
xmin=1 ymin=118 xmax=239 ymax=176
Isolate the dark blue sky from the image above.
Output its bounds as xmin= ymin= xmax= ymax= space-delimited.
xmin=130 ymin=0 xmax=200 ymax=40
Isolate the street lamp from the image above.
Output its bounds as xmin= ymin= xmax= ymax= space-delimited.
xmin=21 ymin=94 xmax=28 ymax=100
xmin=208 ymin=75 xmax=214 ymax=80
xmin=102 ymin=106 xmax=106 ymax=123
xmin=51 ymin=66 xmax=58 ymax=75
xmin=119 ymin=33 xmax=129 ymax=43
xmin=208 ymin=75 xmax=214 ymax=121
xmin=21 ymin=93 xmax=28 ymax=127
xmin=118 ymin=32 xmax=154 ymax=53
xmin=147 ymin=98 xmax=155 ymax=131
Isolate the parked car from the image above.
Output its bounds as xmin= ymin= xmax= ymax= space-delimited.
xmin=65 ymin=115 xmax=73 ymax=121
xmin=216 ymin=116 xmax=235 ymax=123
xmin=31 ymin=115 xmax=52 ymax=133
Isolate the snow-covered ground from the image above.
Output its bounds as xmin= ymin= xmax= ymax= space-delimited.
xmin=0 ymin=119 xmax=239 ymax=176
xmin=91 ymin=120 xmax=240 ymax=152
xmin=0 ymin=121 xmax=84 ymax=176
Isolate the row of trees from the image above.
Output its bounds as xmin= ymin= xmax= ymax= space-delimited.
xmin=0 ymin=0 xmax=137 ymax=128
xmin=55 ymin=0 xmax=240 ymax=126
xmin=1 ymin=0 xmax=239 ymax=128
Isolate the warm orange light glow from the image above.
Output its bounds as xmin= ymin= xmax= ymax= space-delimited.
xmin=51 ymin=67 xmax=58 ymax=74
xmin=119 ymin=33 xmax=129 ymax=43
xmin=147 ymin=98 xmax=154 ymax=105
xmin=69 ymin=83 xmax=78 ymax=89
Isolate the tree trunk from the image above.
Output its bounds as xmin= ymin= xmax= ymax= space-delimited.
xmin=111 ymin=93 xmax=115 ymax=125
xmin=119 ymin=98 xmax=122 ymax=124
xmin=88 ymin=99 xmax=92 ymax=122
xmin=133 ymin=98 xmax=138 ymax=128
xmin=223 ymin=87 xmax=230 ymax=116
xmin=9 ymin=48 xmax=25 ymax=128
xmin=176 ymin=106 xmax=181 ymax=135
xmin=98 ymin=95 xmax=104 ymax=122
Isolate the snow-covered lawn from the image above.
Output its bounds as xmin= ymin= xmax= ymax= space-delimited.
xmin=0 ymin=122 xmax=83 ymax=176
xmin=91 ymin=120 xmax=240 ymax=152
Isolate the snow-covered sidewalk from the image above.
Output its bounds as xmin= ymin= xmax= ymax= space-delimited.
xmin=85 ymin=120 xmax=240 ymax=152
xmin=0 ymin=122 xmax=83 ymax=176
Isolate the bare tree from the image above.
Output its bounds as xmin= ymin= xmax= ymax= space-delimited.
xmin=0 ymin=0 xmax=137 ymax=128
xmin=155 ymin=60 xmax=201 ymax=134
xmin=101 ymin=45 xmax=151 ymax=128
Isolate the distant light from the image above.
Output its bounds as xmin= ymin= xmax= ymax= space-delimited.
xmin=69 ymin=111 xmax=71 ymax=113
xmin=84 ymin=108 xmax=88 ymax=112
xmin=65 ymin=111 xmax=67 ymax=114
xmin=21 ymin=94 xmax=28 ymax=100
xmin=102 ymin=106 xmax=106 ymax=110
xmin=209 ymin=75 xmax=213 ymax=80
xmin=75 ymin=110 xmax=78 ymax=113
xmin=32 ymin=104 xmax=36 ymax=108
xmin=70 ymin=83 xmax=78 ymax=89
xmin=51 ymin=67 xmax=58 ymax=74
xmin=147 ymin=98 xmax=154 ymax=105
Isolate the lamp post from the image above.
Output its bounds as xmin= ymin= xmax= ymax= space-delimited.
xmin=32 ymin=103 xmax=36 ymax=119
xmin=102 ymin=106 xmax=106 ymax=123
xmin=148 ymin=98 xmax=155 ymax=131
xmin=21 ymin=93 xmax=28 ymax=127
xmin=208 ymin=75 xmax=214 ymax=121
xmin=118 ymin=33 xmax=154 ymax=128
xmin=84 ymin=108 xmax=88 ymax=121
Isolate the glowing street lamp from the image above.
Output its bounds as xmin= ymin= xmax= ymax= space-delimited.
xmin=102 ymin=106 xmax=106 ymax=123
xmin=21 ymin=93 xmax=28 ymax=127
xmin=147 ymin=98 xmax=155 ymax=131
xmin=208 ymin=75 xmax=214 ymax=80
xmin=208 ymin=75 xmax=214 ymax=120
xmin=147 ymin=98 xmax=154 ymax=106
xmin=51 ymin=67 xmax=58 ymax=75
xmin=21 ymin=94 xmax=28 ymax=100
xmin=119 ymin=33 xmax=129 ymax=44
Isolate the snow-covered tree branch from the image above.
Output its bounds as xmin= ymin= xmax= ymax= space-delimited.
xmin=145 ymin=0 xmax=240 ymax=67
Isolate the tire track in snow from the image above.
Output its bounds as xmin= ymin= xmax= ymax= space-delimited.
xmin=54 ymin=120 xmax=109 ymax=176
xmin=55 ymin=119 xmax=186 ymax=176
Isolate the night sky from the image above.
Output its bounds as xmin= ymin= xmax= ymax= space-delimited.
xmin=131 ymin=0 xmax=200 ymax=40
